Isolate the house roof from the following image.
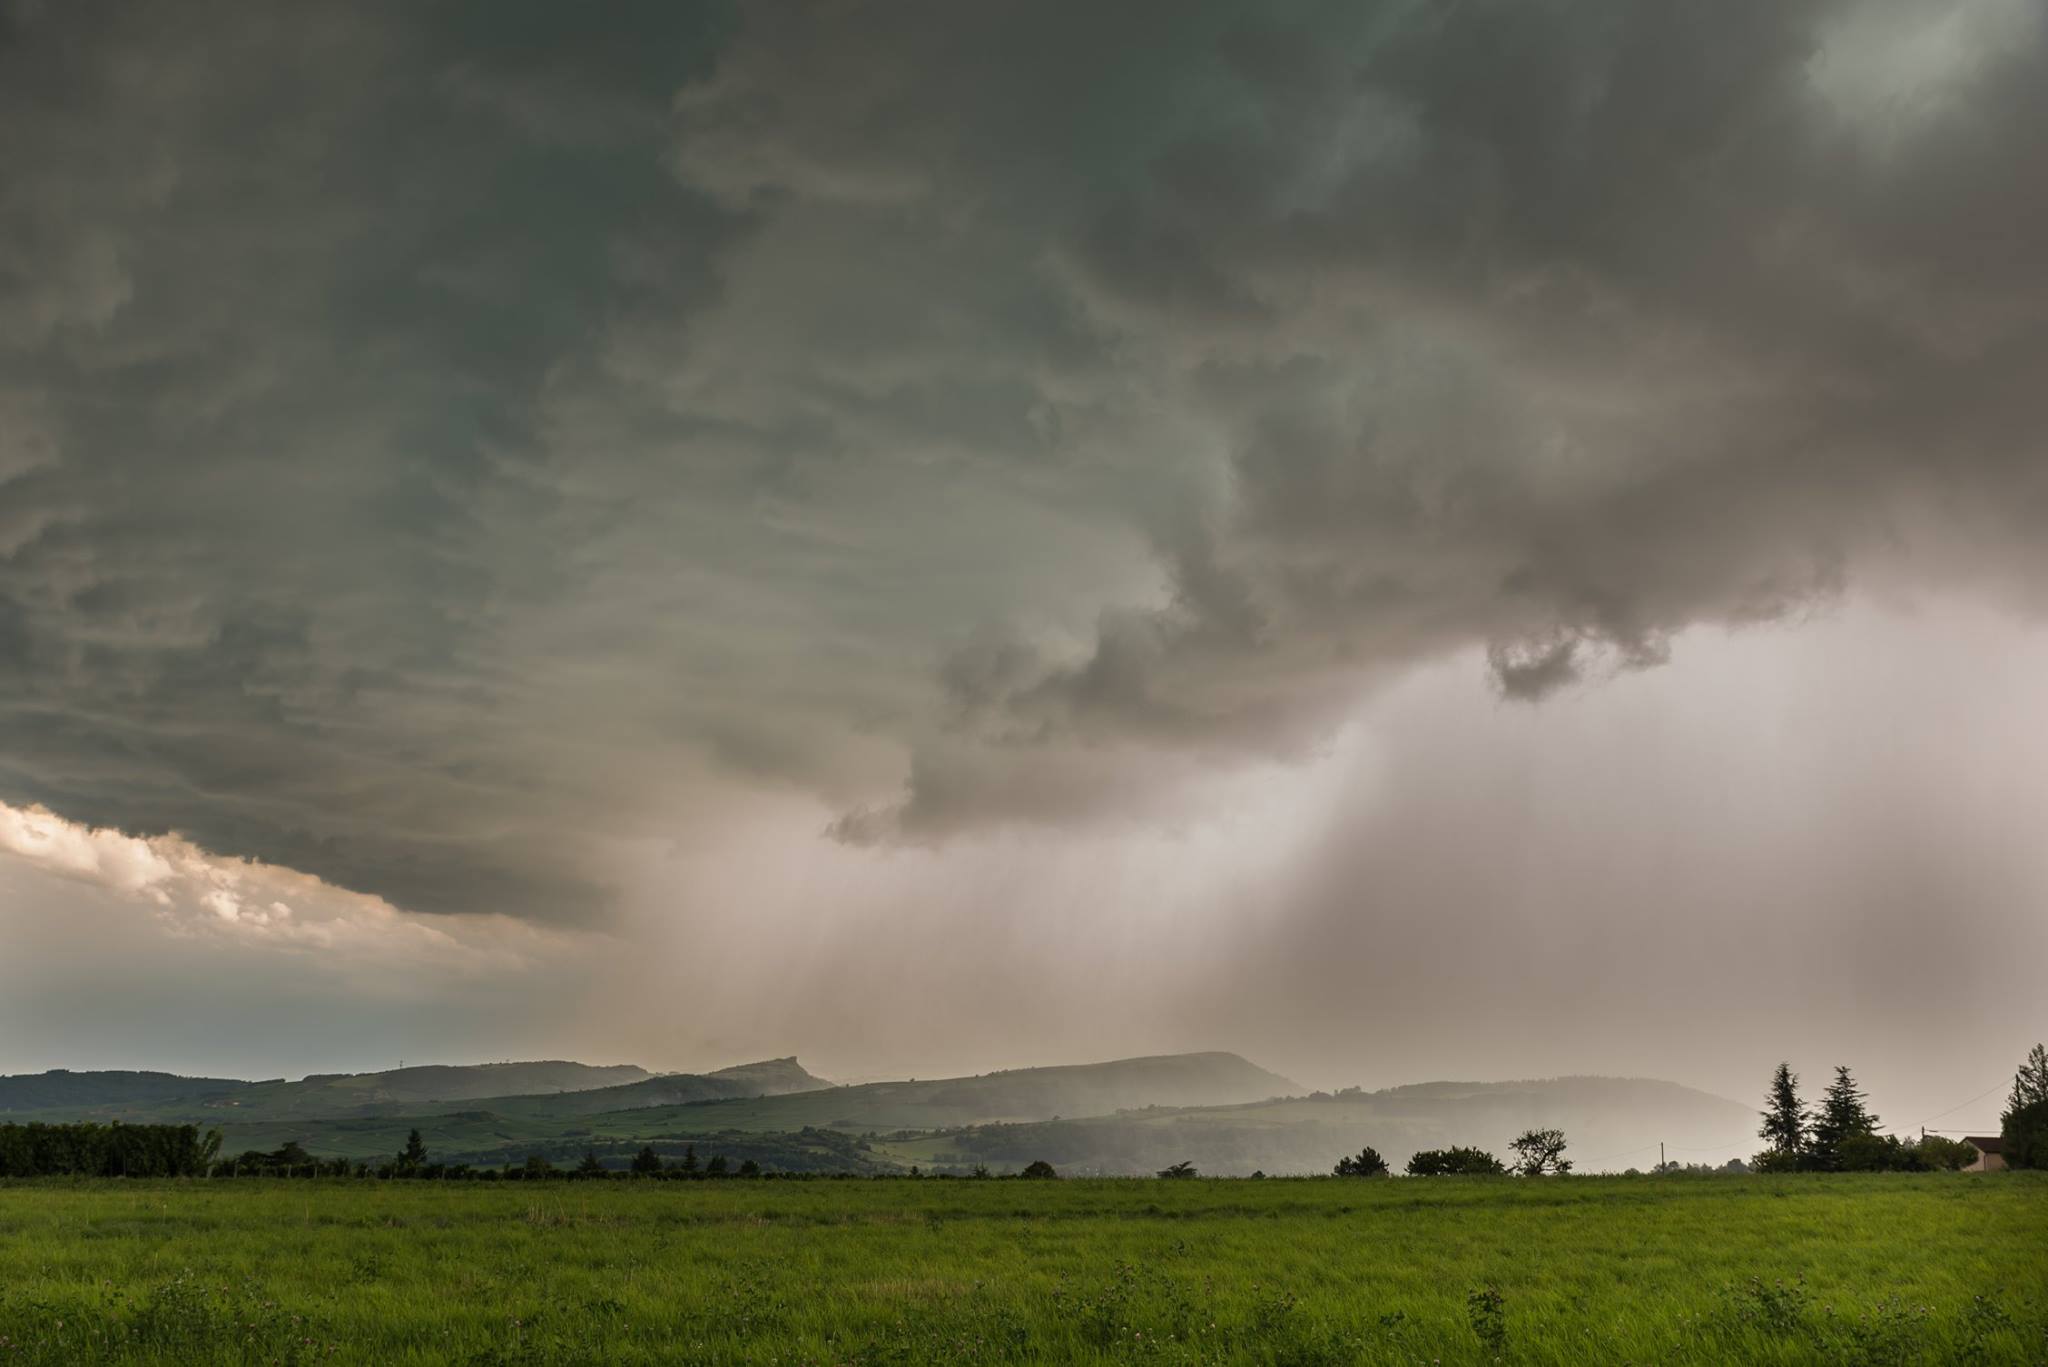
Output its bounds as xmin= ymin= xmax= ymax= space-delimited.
xmin=1963 ymin=1136 xmax=2003 ymax=1153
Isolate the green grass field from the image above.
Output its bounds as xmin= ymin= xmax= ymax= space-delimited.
xmin=0 ymin=1174 xmax=2041 ymax=1364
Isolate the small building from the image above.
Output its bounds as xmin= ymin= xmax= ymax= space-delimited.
xmin=1961 ymin=1136 xmax=2006 ymax=1172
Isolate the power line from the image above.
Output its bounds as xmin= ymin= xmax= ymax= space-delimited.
xmin=1915 ymin=1080 xmax=2009 ymax=1128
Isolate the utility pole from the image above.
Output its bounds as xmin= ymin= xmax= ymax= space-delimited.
xmin=1659 ymin=1142 xmax=1665 ymax=1171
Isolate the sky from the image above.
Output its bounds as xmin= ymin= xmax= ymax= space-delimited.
xmin=1 ymin=0 xmax=2044 ymax=1139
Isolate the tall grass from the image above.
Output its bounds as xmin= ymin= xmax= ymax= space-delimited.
xmin=0 ymin=1173 xmax=2040 ymax=1363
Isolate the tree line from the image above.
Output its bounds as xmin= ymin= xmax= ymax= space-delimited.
xmin=219 ymin=1135 xmax=783 ymax=1180
xmin=1754 ymin=1044 xmax=2047 ymax=1173
xmin=0 ymin=1122 xmax=221 ymax=1177
xmin=0 ymin=1126 xmax=776 ymax=1180
xmin=1329 ymin=1128 xmax=1571 ymax=1178
xmin=1320 ymin=1045 xmax=2048 ymax=1180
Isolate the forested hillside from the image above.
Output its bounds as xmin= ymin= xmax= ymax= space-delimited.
xmin=0 ymin=1070 xmax=250 ymax=1114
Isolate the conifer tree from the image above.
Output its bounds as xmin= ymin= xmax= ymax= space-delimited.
xmin=1758 ymin=1062 xmax=1808 ymax=1158
xmin=1809 ymin=1065 xmax=1878 ymax=1170
xmin=2007 ymin=1043 xmax=2048 ymax=1112
xmin=2001 ymin=1043 xmax=2048 ymax=1169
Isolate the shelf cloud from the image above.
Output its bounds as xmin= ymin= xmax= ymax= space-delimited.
xmin=0 ymin=799 xmax=538 ymax=970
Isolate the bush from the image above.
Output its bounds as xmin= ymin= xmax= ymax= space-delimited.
xmin=1019 ymin=1160 xmax=1059 ymax=1179
xmin=1334 ymin=1146 xmax=1389 ymax=1177
xmin=1407 ymin=1147 xmax=1505 ymax=1176
xmin=1907 ymin=1135 xmax=1977 ymax=1172
xmin=1836 ymin=1133 xmax=1910 ymax=1172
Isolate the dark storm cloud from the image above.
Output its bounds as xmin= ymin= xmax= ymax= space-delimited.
xmin=4 ymin=0 xmax=2046 ymax=910
xmin=814 ymin=0 xmax=2048 ymax=837
xmin=0 ymin=0 xmax=742 ymax=918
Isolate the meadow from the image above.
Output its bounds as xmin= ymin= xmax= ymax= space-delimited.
xmin=0 ymin=1174 xmax=2041 ymax=1365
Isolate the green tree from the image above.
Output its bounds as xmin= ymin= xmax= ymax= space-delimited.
xmin=1509 ymin=1128 xmax=1571 ymax=1176
xmin=0 ymin=1122 xmax=220 ymax=1178
xmin=2001 ymin=1043 xmax=2048 ymax=1169
xmin=1907 ymin=1134 xmax=1978 ymax=1172
xmin=736 ymin=1158 xmax=762 ymax=1177
xmin=397 ymin=1128 xmax=428 ymax=1174
xmin=678 ymin=1143 xmax=699 ymax=1176
xmin=1836 ymin=1133 xmax=1910 ymax=1172
xmin=1758 ymin=1062 xmax=1809 ymax=1160
xmin=1157 ymin=1160 xmax=1198 ymax=1179
xmin=576 ymin=1150 xmax=605 ymax=1176
xmin=2010 ymin=1043 xmax=2048 ymax=1109
xmin=630 ymin=1145 xmax=664 ymax=1175
xmin=705 ymin=1153 xmax=728 ymax=1176
xmin=1333 ymin=1145 xmax=1389 ymax=1177
xmin=1020 ymin=1159 xmax=1059 ymax=1179
xmin=1809 ymin=1066 xmax=1879 ymax=1171
xmin=1406 ymin=1147 xmax=1505 ymax=1176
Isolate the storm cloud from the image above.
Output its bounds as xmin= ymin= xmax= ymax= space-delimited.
xmin=4 ymin=0 xmax=2047 ymax=935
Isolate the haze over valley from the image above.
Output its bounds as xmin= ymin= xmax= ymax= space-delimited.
xmin=3 ymin=1050 xmax=1772 ymax=1177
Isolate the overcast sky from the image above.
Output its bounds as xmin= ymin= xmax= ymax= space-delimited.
xmin=2 ymin=0 xmax=2044 ymax=1136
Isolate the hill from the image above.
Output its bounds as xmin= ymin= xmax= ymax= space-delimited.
xmin=705 ymin=1056 xmax=829 ymax=1093
xmin=409 ymin=1057 xmax=835 ymax=1120
xmin=0 ymin=1069 xmax=252 ymax=1114
xmin=3 ymin=1058 xmax=1757 ymax=1179
xmin=114 ymin=1051 xmax=1293 ymax=1161
xmin=886 ymin=1076 xmax=1760 ymax=1176
xmin=0 ymin=1056 xmax=832 ymax=1146
xmin=0 ymin=1061 xmax=652 ymax=1123
xmin=844 ymin=1050 xmax=1297 ymax=1125
xmin=196 ymin=1061 xmax=655 ymax=1119
xmin=546 ymin=1051 xmax=1301 ymax=1137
